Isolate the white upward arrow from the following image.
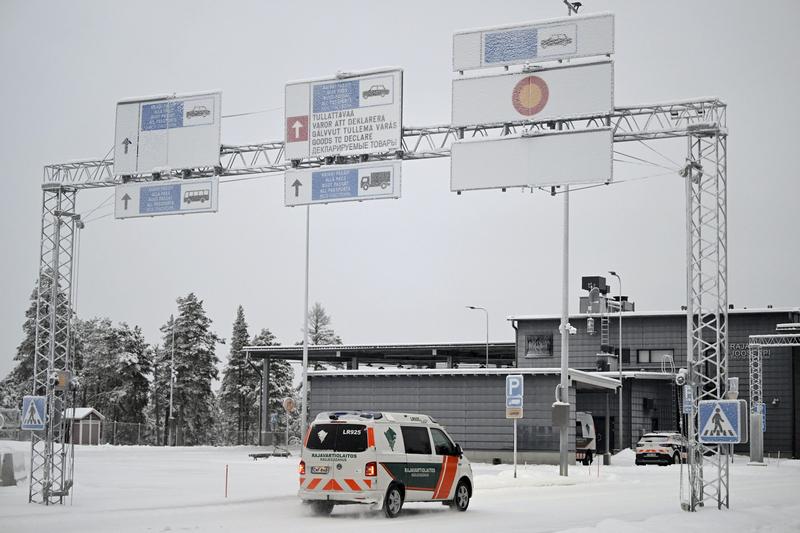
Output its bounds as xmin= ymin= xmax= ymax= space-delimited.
xmin=292 ymin=120 xmax=304 ymax=139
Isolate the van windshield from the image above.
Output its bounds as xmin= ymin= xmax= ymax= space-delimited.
xmin=306 ymin=423 xmax=368 ymax=452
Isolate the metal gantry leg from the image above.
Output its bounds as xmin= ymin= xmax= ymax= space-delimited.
xmin=29 ymin=184 xmax=78 ymax=505
xmin=684 ymin=130 xmax=729 ymax=511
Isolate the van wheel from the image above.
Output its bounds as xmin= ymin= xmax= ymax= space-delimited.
xmin=383 ymin=484 xmax=404 ymax=518
xmin=581 ymin=451 xmax=593 ymax=466
xmin=308 ymin=501 xmax=334 ymax=516
xmin=449 ymin=480 xmax=470 ymax=512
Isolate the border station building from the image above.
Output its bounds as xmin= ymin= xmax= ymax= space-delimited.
xmin=245 ymin=299 xmax=799 ymax=463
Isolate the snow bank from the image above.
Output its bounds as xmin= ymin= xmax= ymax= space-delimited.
xmin=611 ymin=447 xmax=637 ymax=466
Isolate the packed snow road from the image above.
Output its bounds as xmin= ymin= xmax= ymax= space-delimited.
xmin=1 ymin=444 xmax=799 ymax=532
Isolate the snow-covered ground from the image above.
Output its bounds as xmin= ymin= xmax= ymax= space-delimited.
xmin=1 ymin=442 xmax=799 ymax=532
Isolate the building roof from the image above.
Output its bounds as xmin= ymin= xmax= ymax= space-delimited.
xmin=243 ymin=341 xmax=516 ymax=367
xmin=507 ymin=307 xmax=800 ymax=322
xmin=64 ymin=408 xmax=105 ymax=421
xmin=308 ymin=367 xmax=622 ymax=391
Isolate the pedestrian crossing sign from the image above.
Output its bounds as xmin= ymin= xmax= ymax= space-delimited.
xmin=698 ymin=400 xmax=745 ymax=444
xmin=21 ymin=395 xmax=46 ymax=431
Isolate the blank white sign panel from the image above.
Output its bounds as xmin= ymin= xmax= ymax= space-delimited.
xmin=450 ymin=128 xmax=612 ymax=191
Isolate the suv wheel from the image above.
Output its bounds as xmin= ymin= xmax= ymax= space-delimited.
xmin=384 ymin=485 xmax=404 ymax=518
xmin=449 ymin=480 xmax=470 ymax=512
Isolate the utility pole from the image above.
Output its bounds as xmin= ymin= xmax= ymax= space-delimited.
xmin=300 ymin=205 xmax=311 ymax=443
xmin=608 ymin=271 xmax=623 ymax=450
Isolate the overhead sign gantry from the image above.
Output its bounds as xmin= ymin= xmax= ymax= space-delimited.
xmin=32 ymin=8 xmax=729 ymax=515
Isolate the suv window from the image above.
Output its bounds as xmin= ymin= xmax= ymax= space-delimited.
xmin=431 ymin=428 xmax=456 ymax=456
xmin=401 ymin=426 xmax=432 ymax=455
xmin=305 ymin=424 xmax=368 ymax=452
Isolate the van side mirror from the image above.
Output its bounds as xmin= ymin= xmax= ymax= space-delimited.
xmin=455 ymin=443 xmax=463 ymax=458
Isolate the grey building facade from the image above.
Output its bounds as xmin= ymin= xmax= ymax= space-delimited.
xmin=246 ymin=307 xmax=800 ymax=462
xmin=511 ymin=307 xmax=800 ymax=456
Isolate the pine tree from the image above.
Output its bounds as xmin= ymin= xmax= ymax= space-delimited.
xmin=161 ymin=293 xmax=220 ymax=445
xmin=218 ymin=306 xmax=256 ymax=444
xmin=296 ymin=302 xmax=343 ymax=371
xmin=0 ymin=287 xmax=38 ymax=408
xmin=306 ymin=302 xmax=343 ymax=345
xmin=74 ymin=318 xmax=152 ymax=424
xmin=0 ymin=276 xmax=71 ymax=408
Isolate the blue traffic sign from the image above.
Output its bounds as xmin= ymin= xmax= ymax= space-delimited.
xmin=682 ymin=387 xmax=693 ymax=414
xmin=140 ymin=183 xmax=182 ymax=214
xmin=698 ymin=400 xmax=741 ymax=444
xmin=506 ymin=374 xmax=523 ymax=409
xmin=21 ymin=396 xmax=46 ymax=431
xmin=311 ymin=168 xmax=359 ymax=201
xmin=313 ymin=80 xmax=360 ymax=112
xmin=484 ymin=28 xmax=538 ymax=65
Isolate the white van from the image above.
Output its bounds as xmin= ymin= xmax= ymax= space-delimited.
xmin=299 ymin=411 xmax=473 ymax=518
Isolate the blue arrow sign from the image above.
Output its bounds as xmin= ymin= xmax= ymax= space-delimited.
xmin=21 ymin=396 xmax=46 ymax=431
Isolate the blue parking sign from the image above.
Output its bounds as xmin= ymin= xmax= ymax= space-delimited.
xmin=506 ymin=375 xmax=524 ymax=409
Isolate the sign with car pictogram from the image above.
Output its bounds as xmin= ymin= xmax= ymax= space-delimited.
xmin=284 ymin=68 xmax=403 ymax=160
xmin=452 ymin=12 xmax=614 ymax=71
xmin=114 ymin=177 xmax=219 ymax=219
xmin=114 ymin=91 xmax=222 ymax=176
xmin=451 ymin=60 xmax=613 ymax=127
xmin=284 ymin=161 xmax=401 ymax=207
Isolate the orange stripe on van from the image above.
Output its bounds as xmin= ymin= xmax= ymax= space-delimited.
xmin=344 ymin=479 xmax=361 ymax=491
xmin=363 ymin=479 xmax=372 ymax=488
xmin=367 ymin=427 xmax=375 ymax=448
xmin=307 ymin=478 xmax=322 ymax=490
xmin=323 ymin=479 xmax=344 ymax=491
xmin=299 ymin=477 xmax=306 ymax=486
xmin=432 ymin=457 xmax=448 ymax=498
xmin=435 ymin=456 xmax=458 ymax=499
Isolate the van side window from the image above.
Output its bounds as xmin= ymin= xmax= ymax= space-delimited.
xmin=401 ymin=426 xmax=432 ymax=455
xmin=430 ymin=428 xmax=456 ymax=456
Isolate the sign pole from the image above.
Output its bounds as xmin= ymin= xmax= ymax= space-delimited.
xmin=513 ymin=418 xmax=518 ymax=478
xmin=558 ymin=184 xmax=570 ymax=477
xmin=300 ymin=205 xmax=311 ymax=444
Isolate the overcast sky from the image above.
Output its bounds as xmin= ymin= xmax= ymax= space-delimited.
xmin=1 ymin=0 xmax=798 ymax=380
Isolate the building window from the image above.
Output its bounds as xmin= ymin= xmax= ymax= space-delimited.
xmin=637 ymin=349 xmax=674 ymax=364
xmin=525 ymin=335 xmax=553 ymax=358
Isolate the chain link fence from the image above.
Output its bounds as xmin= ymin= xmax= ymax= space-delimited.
xmin=1 ymin=414 xmax=298 ymax=447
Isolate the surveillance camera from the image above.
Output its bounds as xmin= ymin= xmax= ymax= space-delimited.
xmin=675 ymin=368 xmax=688 ymax=386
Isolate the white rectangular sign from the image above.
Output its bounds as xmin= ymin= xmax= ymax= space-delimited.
xmin=114 ymin=91 xmax=222 ymax=176
xmin=451 ymin=128 xmax=612 ymax=192
xmin=453 ymin=12 xmax=614 ymax=71
xmin=452 ymin=61 xmax=613 ymax=127
xmin=285 ymin=161 xmax=401 ymax=207
xmin=284 ymin=69 xmax=403 ymax=160
xmin=114 ymin=177 xmax=219 ymax=219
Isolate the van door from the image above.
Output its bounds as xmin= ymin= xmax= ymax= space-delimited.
xmin=395 ymin=426 xmax=440 ymax=501
xmin=430 ymin=427 xmax=460 ymax=500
